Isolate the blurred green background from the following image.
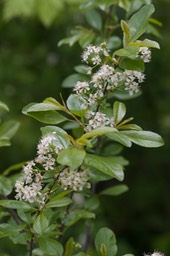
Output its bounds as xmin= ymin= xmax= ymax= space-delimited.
xmin=0 ymin=0 xmax=170 ymax=255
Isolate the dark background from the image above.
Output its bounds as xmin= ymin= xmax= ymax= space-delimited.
xmin=0 ymin=0 xmax=170 ymax=255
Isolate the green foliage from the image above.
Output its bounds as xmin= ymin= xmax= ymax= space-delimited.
xmin=0 ymin=1 xmax=166 ymax=256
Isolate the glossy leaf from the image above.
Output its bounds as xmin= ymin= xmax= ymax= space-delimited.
xmin=130 ymin=38 xmax=160 ymax=49
xmin=66 ymin=94 xmax=87 ymax=117
xmin=114 ymin=45 xmax=139 ymax=59
xmin=121 ymin=20 xmax=131 ymax=47
xmin=100 ymin=184 xmax=129 ymax=196
xmin=62 ymin=74 xmax=87 ymax=88
xmin=46 ymin=197 xmax=72 ymax=208
xmin=84 ymin=154 xmax=125 ymax=181
xmin=38 ymin=237 xmax=63 ymax=256
xmin=62 ymin=210 xmax=95 ymax=229
xmin=128 ymin=4 xmax=155 ymax=42
xmin=0 ymin=200 xmax=34 ymax=210
xmin=107 ymin=131 xmax=132 ymax=147
xmin=0 ymin=175 xmax=12 ymax=196
xmin=0 ymin=120 xmax=20 ymax=139
xmin=57 ymin=148 xmax=86 ymax=170
xmin=118 ymin=123 xmax=142 ymax=131
xmin=33 ymin=213 xmax=49 ymax=235
xmin=95 ymin=227 xmax=117 ymax=256
xmin=22 ymin=102 xmax=67 ymax=124
xmin=113 ymin=101 xmax=126 ymax=124
xmin=0 ymin=101 xmax=9 ymax=111
xmin=41 ymin=126 xmax=70 ymax=148
xmin=119 ymin=57 xmax=144 ymax=71
xmin=77 ymin=127 xmax=117 ymax=145
xmin=84 ymin=9 xmax=102 ymax=31
xmin=121 ymin=130 xmax=164 ymax=147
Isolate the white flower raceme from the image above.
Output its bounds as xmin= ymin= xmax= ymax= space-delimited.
xmin=15 ymin=132 xmax=66 ymax=204
xmin=36 ymin=133 xmax=64 ymax=171
xmin=15 ymin=166 xmax=43 ymax=204
xmin=59 ymin=167 xmax=90 ymax=191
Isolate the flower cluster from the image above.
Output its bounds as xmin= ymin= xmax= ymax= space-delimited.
xmin=15 ymin=161 xmax=43 ymax=204
xmin=58 ymin=167 xmax=90 ymax=191
xmin=15 ymin=133 xmax=64 ymax=204
xmin=82 ymin=43 xmax=109 ymax=65
xmin=36 ymin=132 xmax=63 ymax=170
xmin=85 ymin=111 xmax=115 ymax=132
xmin=124 ymin=70 xmax=145 ymax=95
xmin=137 ymin=46 xmax=151 ymax=63
xmin=144 ymin=251 xmax=165 ymax=256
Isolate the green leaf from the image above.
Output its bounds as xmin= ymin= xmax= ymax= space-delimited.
xmin=128 ymin=4 xmax=155 ymax=42
xmin=62 ymin=210 xmax=95 ymax=228
xmin=46 ymin=197 xmax=72 ymax=208
xmin=10 ymin=231 xmax=32 ymax=245
xmin=0 ymin=175 xmax=12 ymax=196
xmin=74 ymin=65 xmax=89 ymax=74
xmin=84 ymin=154 xmax=124 ymax=181
xmin=64 ymin=237 xmax=75 ymax=256
xmin=3 ymin=0 xmax=35 ymax=20
xmin=41 ymin=126 xmax=71 ymax=148
xmin=0 ymin=101 xmax=9 ymax=111
xmin=0 ymin=223 xmax=23 ymax=239
xmin=0 ymin=138 xmax=11 ymax=147
xmin=33 ymin=213 xmax=49 ymax=235
xmin=62 ymin=74 xmax=87 ymax=88
xmin=79 ymin=29 xmax=95 ymax=48
xmin=130 ymin=38 xmax=160 ymax=49
xmin=114 ymin=45 xmax=139 ymax=59
xmin=120 ymin=20 xmax=131 ymax=47
xmin=57 ymin=148 xmax=86 ymax=170
xmin=100 ymin=184 xmax=128 ymax=196
xmin=118 ymin=123 xmax=142 ymax=131
xmin=0 ymin=200 xmax=34 ymax=210
xmin=0 ymin=120 xmax=20 ymax=139
xmin=35 ymin=0 xmax=63 ymax=26
xmin=58 ymin=31 xmax=83 ymax=47
xmin=113 ymin=101 xmax=126 ymax=124
xmin=119 ymin=57 xmax=144 ymax=71
xmin=43 ymin=97 xmax=66 ymax=111
xmin=38 ymin=237 xmax=63 ymax=256
xmin=67 ymin=94 xmax=87 ymax=117
xmin=107 ymin=131 xmax=132 ymax=147
xmin=95 ymin=227 xmax=117 ymax=256
xmin=121 ymin=130 xmax=164 ymax=147
xmin=84 ymin=9 xmax=102 ymax=31
xmin=22 ymin=103 xmax=67 ymax=124
xmin=77 ymin=127 xmax=117 ymax=145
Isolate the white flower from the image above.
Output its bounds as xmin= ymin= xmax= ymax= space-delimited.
xmin=123 ymin=70 xmax=145 ymax=95
xmin=85 ymin=111 xmax=115 ymax=131
xmin=144 ymin=251 xmax=165 ymax=256
xmin=15 ymin=170 xmax=43 ymax=204
xmin=74 ymin=81 xmax=90 ymax=95
xmin=138 ymin=47 xmax=151 ymax=63
xmin=59 ymin=168 xmax=90 ymax=191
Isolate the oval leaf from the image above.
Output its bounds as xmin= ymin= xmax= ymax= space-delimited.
xmin=57 ymin=148 xmax=86 ymax=170
xmin=95 ymin=227 xmax=117 ymax=256
xmin=121 ymin=130 xmax=164 ymax=147
xmin=84 ymin=154 xmax=124 ymax=181
xmin=113 ymin=101 xmax=126 ymax=124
